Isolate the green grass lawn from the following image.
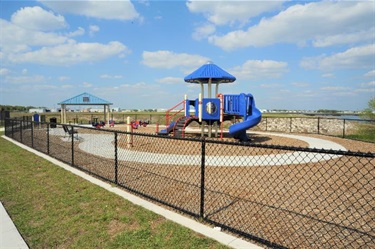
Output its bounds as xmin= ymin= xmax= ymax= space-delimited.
xmin=0 ymin=133 xmax=228 ymax=249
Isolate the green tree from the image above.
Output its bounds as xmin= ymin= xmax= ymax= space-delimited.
xmin=362 ymin=97 xmax=375 ymax=120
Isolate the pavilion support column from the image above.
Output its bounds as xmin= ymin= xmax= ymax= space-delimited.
xmin=60 ymin=105 xmax=63 ymax=124
xmin=103 ymin=105 xmax=107 ymax=123
xmin=63 ymin=105 xmax=67 ymax=123
xmin=61 ymin=104 xmax=66 ymax=124
xmin=103 ymin=105 xmax=106 ymax=123
xmin=106 ymin=105 xmax=110 ymax=123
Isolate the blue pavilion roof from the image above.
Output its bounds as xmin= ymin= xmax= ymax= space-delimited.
xmin=184 ymin=62 xmax=236 ymax=84
xmin=58 ymin=92 xmax=113 ymax=105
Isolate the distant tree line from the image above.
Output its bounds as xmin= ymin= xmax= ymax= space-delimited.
xmin=129 ymin=109 xmax=158 ymax=112
xmin=316 ymin=109 xmax=340 ymax=114
xmin=0 ymin=105 xmax=36 ymax=112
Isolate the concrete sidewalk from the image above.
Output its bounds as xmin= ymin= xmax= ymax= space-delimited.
xmin=0 ymin=202 xmax=29 ymax=249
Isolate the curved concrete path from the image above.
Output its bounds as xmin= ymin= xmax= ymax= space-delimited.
xmin=77 ymin=132 xmax=347 ymax=167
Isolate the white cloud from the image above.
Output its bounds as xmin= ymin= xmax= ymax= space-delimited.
xmin=207 ymin=1 xmax=374 ymax=50
xmin=187 ymin=0 xmax=283 ymax=26
xmin=188 ymin=1 xmax=283 ymax=41
xmin=59 ymin=76 xmax=70 ymax=81
xmin=322 ymin=73 xmax=334 ymax=78
xmin=89 ymin=25 xmax=100 ymax=36
xmin=364 ymin=70 xmax=375 ymax=78
xmin=4 ymin=75 xmax=46 ymax=84
xmin=82 ymin=82 xmax=93 ymax=88
xmin=8 ymin=41 xmax=129 ymax=66
xmin=313 ymin=29 xmax=375 ymax=47
xmin=301 ymin=44 xmax=375 ymax=71
xmin=292 ymin=82 xmax=309 ymax=87
xmin=156 ymin=77 xmax=183 ymax=85
xmin=356 ymin=81 xmax=375 ymax=94
xmin=142 ymin=50 xmax=209 ymax=69
xmin=67 ymin=27 xmax=85 ymax=37
xmin=40 ymin=0 xmax=141 ymax=21
xmin=1 ymin=6 xmax=130 ymax=67
xmin=321 ymin=86 xmax=351 ymax=91
xmin=119 ymin=82 xmax=150 ymax=90
xmin=260 ymin=83 xmax=282 ymax=88
xmin=33 ymin=84 xmax=59 ymax=90
xmin=11 ymin=6 xmax=67 ymax=31
xmin=26 ymin=83 xmax=75 ymax=91
xmin=100 ymin=74 xmax=123 ymax=79
xmin=192 ymin=23 xmax=215 ymax=40
xmin=0 ymin=68 xmax=11 ymax=75
xmin=230 ymin=60 xmax=288 ymax=80
xmin=360 ymin=81 xmax=375 ymax=88
xmin=0 ymin=19 xmax=68 ymax=53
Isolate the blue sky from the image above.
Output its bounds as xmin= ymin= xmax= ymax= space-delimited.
xmin=1 ymin=0 xmax=374 ymax=111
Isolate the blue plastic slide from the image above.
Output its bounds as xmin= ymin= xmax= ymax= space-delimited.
xmin=158 ymin=121 xmax=176 ymax=135
xmin=229 ymin=108 xmax=262 ymax=142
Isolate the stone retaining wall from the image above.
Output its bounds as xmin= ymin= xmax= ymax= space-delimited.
xmin=252 ymin=117 xmax=361 ymax=136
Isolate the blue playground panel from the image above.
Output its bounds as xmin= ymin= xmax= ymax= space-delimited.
xmin=160 ymin=93 xmax=261 ymax=141
xmin=184 ymin=93 xmax=262 ymax=141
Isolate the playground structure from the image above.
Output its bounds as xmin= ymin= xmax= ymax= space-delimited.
xmin=159 ymin=62 xmax=262 ymax=141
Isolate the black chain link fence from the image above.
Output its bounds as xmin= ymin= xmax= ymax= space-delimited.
xmin=4 ymin=118 xmax=375 ymax=248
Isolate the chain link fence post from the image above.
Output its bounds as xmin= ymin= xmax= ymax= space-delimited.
xmin=200 ymin=138 xmax=206 ymax=219
xmin=31 ymin=120 xmax=34 ymax=148
xmin=20 ymin=120 xmax=23 ymax=143
xmin=47 ymin=123 xmax=50 ymax=155
xmin=11 ymin=119 xmax=14 ymax=139
xmin=114 ymin=132 xmax=118 ymax=184
xmin=71 ymin=125 xmax=74 ymax=166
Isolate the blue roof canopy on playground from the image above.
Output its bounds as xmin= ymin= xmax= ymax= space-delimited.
xmin=184 ymin=62 xmax=236 ymax=98
xmin=184 ymin=62 xmax=236 ymax=84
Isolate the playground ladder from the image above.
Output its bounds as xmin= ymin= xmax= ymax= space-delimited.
xmin=173 ymin=116 xmax=198 ymax=138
